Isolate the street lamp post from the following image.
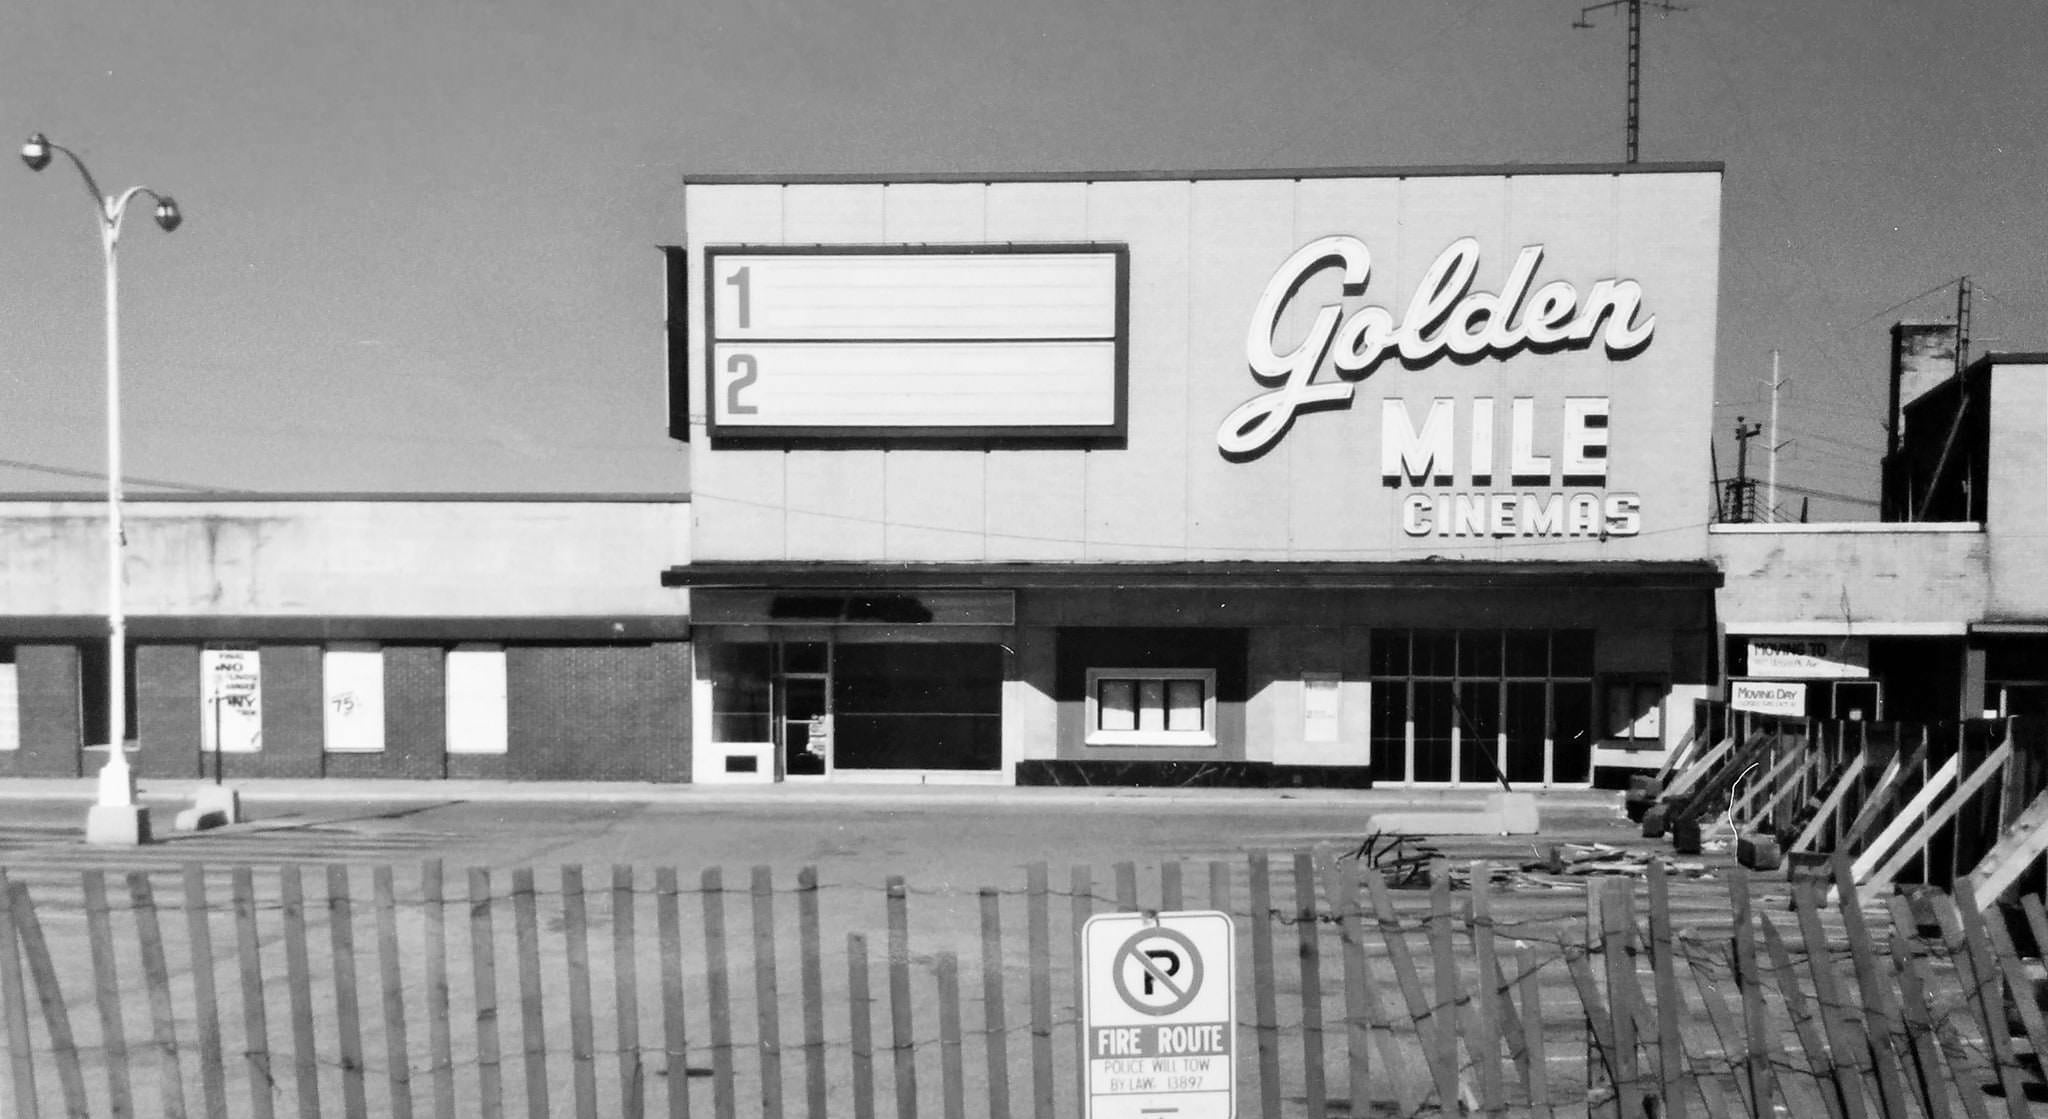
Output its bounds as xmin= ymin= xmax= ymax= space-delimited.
xmin=21 ymin=133 xmax=181 ymax=845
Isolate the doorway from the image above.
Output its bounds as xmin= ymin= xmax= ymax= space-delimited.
xmin=775 ymin=641 xmax=832 ymax=778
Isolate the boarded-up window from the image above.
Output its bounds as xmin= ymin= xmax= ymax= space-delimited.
xmin=323 ymin=649 xmax=386 ymax=753
xmin=0 ymin=650 xmax=17 ymax=752
xmin=201 ymin=649 xmax=263 ymax=753
xmin=446 ymin=649 xmax=509 ymax=755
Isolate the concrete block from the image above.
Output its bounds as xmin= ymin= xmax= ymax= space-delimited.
xmin=1624 ymin=776 xmax=1661 ymax=822
xmin=1366 ymin=793 xmax=1539 ymax=837
xmin=1671 ymin=817 xmax=1703 ymax=855
xmin=1488 ymin=792 xmax=1540 ymax=835
xmin=85 ymin=805 xmax=152 ymax=846
xmin=1787 ymin=851 xmax=1831 ymax=885
xmin=1737 ymin=833 xmax=1783 ymax=871
xmin=1641 ymin=804 xmax=1669 ymax=839
xmin=174 ymin=806 xmax=229 ymax=832
xmin=193 ymin=785 xmax=244 ymax=824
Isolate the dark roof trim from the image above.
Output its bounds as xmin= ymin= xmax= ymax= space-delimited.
xmin=663 ymin=561 xmax=1723 ymax=592
xmin=1972 ymin=621 xmax=2048 ymax=636
xmin=0 ymin=492 xmax=690 ymax=504
xmin=0 ymin=616 xmax=690 ymax=642
xmin=683 ymin=161 xmax=1725 ymax=187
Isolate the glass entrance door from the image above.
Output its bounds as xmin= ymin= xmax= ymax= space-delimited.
xmin=775 ymin=642 xmax=832 ymax=778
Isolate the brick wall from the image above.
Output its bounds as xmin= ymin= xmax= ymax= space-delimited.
xmin=258 ymin=645 xmax=326 ymax=778
xmin=0 ymin=638 xmax=694 ymax=783
xmin=3 ymin=644 xmax=82 ymax=777
xmin=136 ymin=644 xmax=203 ymax=779
xmin=385 ymin=645 xmax=446 ymax=779
xmin=506 ymin=643 xmax=689 ymax=781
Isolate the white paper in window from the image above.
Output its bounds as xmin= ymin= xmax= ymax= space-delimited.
xmin=1098 ymin=680 xmax=1137 ymax=732
xmin=1167 ymin=678 xmax=1206 ymax=732
xmin=1630 ymin=685 xmax=1662 ymax=739
xmin=202 ymin=650 xmax=263 ymax=753
xmin=1302 ymin=673 xmax=1339 ymax=742
xmin=1137 ymin=679 xmax=1167 ymax=732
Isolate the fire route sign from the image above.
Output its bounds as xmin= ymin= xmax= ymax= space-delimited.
xmin=1080 ymin=910 xmax=1236 ymax=1119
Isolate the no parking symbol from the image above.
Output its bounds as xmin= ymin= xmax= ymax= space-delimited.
xmin=1082 ymin=911 xmax=1235 ymax=1119
xmin=1112 ymin=926 xmax=1204 ymax=1015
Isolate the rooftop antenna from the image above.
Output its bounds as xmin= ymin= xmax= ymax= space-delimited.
xmin=1573 ymin=0 xmax=1689 ymax=163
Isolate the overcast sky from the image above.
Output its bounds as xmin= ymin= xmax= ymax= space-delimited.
xmin=3 ymin=0 xmax=2043 ymax=519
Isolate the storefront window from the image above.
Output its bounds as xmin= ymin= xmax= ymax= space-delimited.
xmin=1503 ymin=681 xmax=1548 ymax=784
xmin=1369 ymin=674 xmax=1408 ymax=782
xmin=706 ymin=643 xmax=773 ymax=743
xmin=1984 ymin=639 xmax=2048 ymax=718
xmin=1085 ymin=668 xmax=1216 ymax=747
xmin=834 ymin=643 xmax=1004 ymax=770
xmin=1369 ymin=629 xmax=1596 ymax=785
xmin=1603 ymin=677 xmax=1665 ymax=742
xmin=1553 ymin=681 xmax=1594 ymax=782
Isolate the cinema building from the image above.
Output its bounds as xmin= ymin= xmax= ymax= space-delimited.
xmin=666 ymin=164 xmax=1726 ymax=788
xmin=0 ymin=163 xmax=1731 ymax=789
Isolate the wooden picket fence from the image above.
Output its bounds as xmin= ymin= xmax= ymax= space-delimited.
xmin=2 ymin=851 xmax=2045 ymax=1119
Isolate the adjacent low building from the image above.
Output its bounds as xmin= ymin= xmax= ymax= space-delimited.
xmin=1715 ymin=350 xmax=2048 ymax=725
xmin=0 ymin=496 xmax=692 ymax=781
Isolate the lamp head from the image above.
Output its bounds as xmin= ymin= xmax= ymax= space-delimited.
xmin=20 ymin=133 xmax=51 ymax=172
xmin=153 ymin=197 xmax=182 ymax=233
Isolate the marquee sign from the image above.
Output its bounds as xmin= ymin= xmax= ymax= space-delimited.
xmin=1220 ymin=234 xmax=1659 ymax=540
xmin=704 ymin=245 xmax=1128 ymax=442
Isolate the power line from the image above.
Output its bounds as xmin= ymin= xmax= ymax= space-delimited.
xmin=0 ymin=456 xmax=251 ymax=494
xmin=1856 ymin=276 xmax=1966 ymax=328
xmin=1771 ymin=481 xmax=1881 ymax=508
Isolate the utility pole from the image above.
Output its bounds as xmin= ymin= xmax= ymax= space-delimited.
xmin=1729 ymin=415 xmax=1763 ymax=523
xmin=1916 ymin=276 xmax=1976 ymax=521
xmin=1954 ymin=276 xmax=1972 ymax=375
xmin=1765 ymin=350 xmax=1787 ymax=519
xmin=1573 ymin=0 xmax=1689 ymax=163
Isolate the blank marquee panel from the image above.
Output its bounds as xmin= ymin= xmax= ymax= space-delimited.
xmin=704 ymin=245 xmax=1127 ymax=441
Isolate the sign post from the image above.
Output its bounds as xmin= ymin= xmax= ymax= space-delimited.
xmin=1081 ymin=910 xmax=1235 ymax=1119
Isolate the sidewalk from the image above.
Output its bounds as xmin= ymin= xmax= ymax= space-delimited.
xmin=0 ymin=775 xmax=1626 ymax=809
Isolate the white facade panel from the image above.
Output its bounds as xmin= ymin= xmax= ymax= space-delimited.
xmin=683 ymin=169 xmax=1723 ymax=565
xmin=0 ymin=500 xmax=691 ymax=618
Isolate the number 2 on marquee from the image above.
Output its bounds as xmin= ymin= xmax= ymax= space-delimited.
xmin=725 ymin=353 xmax=759 ymax=415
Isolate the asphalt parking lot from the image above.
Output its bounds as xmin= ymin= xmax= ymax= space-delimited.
xmin=0 ymin=779 xmax=1640 ymax=887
